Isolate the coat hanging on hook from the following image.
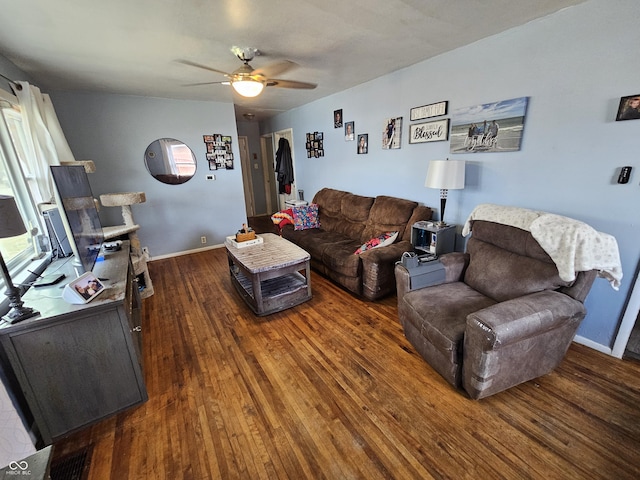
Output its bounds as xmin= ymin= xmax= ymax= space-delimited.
xmin=275 ymin=137 xmax=293 ymax=194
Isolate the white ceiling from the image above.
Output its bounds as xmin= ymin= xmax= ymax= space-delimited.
xmin=0 ymin=0 xmax=585 ymax=122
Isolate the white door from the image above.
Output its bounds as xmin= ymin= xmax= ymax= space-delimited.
xmin=273 ymin=128 xmax=297 ymax=210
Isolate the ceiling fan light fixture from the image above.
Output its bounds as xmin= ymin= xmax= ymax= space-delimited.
xmin=231 ymin=79 xmax=264 ymax=97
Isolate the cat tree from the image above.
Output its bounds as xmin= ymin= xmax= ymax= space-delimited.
xmin=100 ymin=191 xmax=154 ymax=298
xmin=60 ymin=161 xmax=154 ymax=298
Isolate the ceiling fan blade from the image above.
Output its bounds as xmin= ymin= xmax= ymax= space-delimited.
xmin=251 ymin=60 xmax=297 ymax=79
xmin=267 ymin=79 xmax=317 ymax=90
xmin=182 ymin=81 xmax=230 ymax=87
xmin=175 ymin=59 xmax=231 ymax=77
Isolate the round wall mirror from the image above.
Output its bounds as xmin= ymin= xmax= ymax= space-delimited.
xmin=144 ymin=138 xmax=197 ymax=184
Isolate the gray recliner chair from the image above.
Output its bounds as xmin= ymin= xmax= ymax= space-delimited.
xmin=395 ymin=213 xmax=606 ymax=399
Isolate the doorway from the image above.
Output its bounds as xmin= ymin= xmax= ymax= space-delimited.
xmin=613 ymin=262 xmax=640 ymax=359
xmin=272 ymin=128 xmax=298 ymax=211
xmin=238 ymin=136 xmax=255 ymax=217
xmin=260 ymin=134 xmax=278 ymax=214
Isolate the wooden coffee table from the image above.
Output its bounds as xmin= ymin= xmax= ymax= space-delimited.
xmin=225 ymin=233 xmax=312 ymax=316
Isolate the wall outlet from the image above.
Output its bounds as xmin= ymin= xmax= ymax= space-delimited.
xmin=206 ymin=174 xmax=215 ymax=180
xmin=201 ymin=236 xmax=207 ymax=244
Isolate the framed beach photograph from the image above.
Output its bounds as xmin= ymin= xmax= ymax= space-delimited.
xmin=449 ymin=97 xmax=529 ymax=154
xmin=409 ymin=119 xmax=450 ymax=144
xmin=382 ymin=116 xmax=402 ymax=149
xmin=616 ymin=94 xmax=640 ymax=121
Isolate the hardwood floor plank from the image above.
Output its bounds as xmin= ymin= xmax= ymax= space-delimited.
xmin=51 ymin=247 xmax=640 ymax=479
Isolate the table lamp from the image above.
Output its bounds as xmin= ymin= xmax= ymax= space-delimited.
xmin=425 ymin=159 xmax=466 ymax=227
xmin=0 ymin=195 xmax=39 ymax=324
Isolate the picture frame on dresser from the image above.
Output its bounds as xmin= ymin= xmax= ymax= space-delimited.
xmin=62 ymin=271 xmax=105 ymax=304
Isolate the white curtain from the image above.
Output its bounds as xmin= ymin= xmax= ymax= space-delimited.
xmin=14 ymin=81 xmax=75 ymax=204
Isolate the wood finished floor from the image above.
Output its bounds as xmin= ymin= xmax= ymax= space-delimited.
xmin=53 ymin=247 xmax=640 ymax=479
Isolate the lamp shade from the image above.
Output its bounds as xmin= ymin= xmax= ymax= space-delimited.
xmin=0 ymin=195 xmax=27 ymax=239
xmin=424 ymin=160 xmax=466 ymax=190
xmin=232 ymin=79 xmax=265 ymax=97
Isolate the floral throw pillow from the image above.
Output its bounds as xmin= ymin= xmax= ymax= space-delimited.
xmin=292 ymin=204 xmax=320 ymax=231
xmin=354 ymin=231 xmax=398 ymax=255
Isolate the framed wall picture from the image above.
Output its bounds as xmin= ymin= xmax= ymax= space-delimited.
xmin=449 ymin=96 xmax=529 ymax=154
xmin=357 ymin=134 xmax=368 ymax=154
xmin=409 ymin=119 xmax=450 ymax=144
xmin=344 ymin=121 xmax=355 ymax=141
xmin=410 ymin=101 xmax=448 ymax=121
xmin=305 ymin=132 xmax=324 ymax=157
xmin=334 ymin=109 xmax=343 ymax=128
xmin=382 ymin=117 xmax=402 ymax=149
xmin=616 ymin=94 xmax=640 ymax=121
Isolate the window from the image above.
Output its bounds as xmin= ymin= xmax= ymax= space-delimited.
xmin=0 ymin=88 xmax=43 ymax=284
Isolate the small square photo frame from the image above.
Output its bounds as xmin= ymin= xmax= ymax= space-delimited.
xmin=615 ymin=94 xmax=640 ymax=121
xmin=64 ymin=271 xmax=105 ymax=304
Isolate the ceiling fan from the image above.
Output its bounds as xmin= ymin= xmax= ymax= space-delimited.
xmin=178 ymin=47 xmax=317 ymax=98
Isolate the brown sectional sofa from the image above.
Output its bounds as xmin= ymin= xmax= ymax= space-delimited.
xmin=281 ymin=187 xmax=432 ymax=300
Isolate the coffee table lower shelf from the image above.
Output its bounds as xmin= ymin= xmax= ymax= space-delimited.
xmin=230 ymin=268 xmax=311 ymax=316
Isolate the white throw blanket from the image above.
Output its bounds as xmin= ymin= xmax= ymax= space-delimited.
xmin=462 ymin=204 xmax=623 ymax=289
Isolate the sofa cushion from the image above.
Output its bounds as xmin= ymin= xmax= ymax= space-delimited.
xmin=313 ymin=188 xmax=349 ymax=233
xmin=401 ymin=282 xmax=496 ymax=364
xmin=401 ymin=205 xmax=434 ymax=242
xmin=361 ymin=195 xmax=418 ymax=243
xmin=333 ymin=193 xmax=374 ymax=240
xmin=282 ymin=228 xmax=348 ymax=260
xmin=464 ymin=237 xmax=571 ymax=303
xmin=322 ymin=240 xmax=364 ymax=277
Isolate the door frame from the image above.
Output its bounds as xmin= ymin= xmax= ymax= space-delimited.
xmin=238 ymin=136 xmax=255 ymax=217
xmin=612 ymin=263 xmax=640 ymax=358
xmin=260 ymin=134 xmax=278 ymax=214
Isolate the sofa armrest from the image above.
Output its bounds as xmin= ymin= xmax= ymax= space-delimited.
xmin=359 ymin=240 xmax=413 ymax=300
xmin=466 ymin=290 xmax=586 ymax=349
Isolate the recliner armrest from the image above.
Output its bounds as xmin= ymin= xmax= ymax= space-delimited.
xmin=394 ymin=263 xmax=411 ymax=302
xmin=438 ymin=252 xmax=469 ymax=283
xmin=466 ymin=290 xmax=586 ymax=348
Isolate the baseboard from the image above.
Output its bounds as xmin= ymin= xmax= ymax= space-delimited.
xmin=573 ymin=335 xmax=613 ymax=356
xmin=147 ymin=243 xmax=225 ymax=262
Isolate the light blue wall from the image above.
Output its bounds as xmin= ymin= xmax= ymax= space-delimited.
xmin=50 ymin=92 xmax=247 ymax=258
xmin=263 ymin=0 xmax=640 ymax=350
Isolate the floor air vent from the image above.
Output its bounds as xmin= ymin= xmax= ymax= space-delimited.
xmin=50 ymin=446 xmax=93 ymax=480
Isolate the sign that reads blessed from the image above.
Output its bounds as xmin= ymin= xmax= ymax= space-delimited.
xmin=409 ymin=119 xmax=450 ymax=144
